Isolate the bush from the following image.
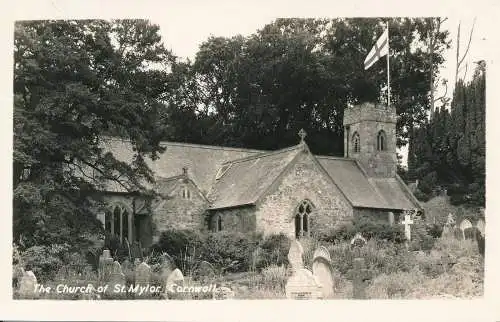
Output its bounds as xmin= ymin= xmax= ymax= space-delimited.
xmin=151 ymin=229 xmax=205 ymax=268
xmin=253 ymin=233 xmax=290 ymax=270
xmin=201 ymin=231 xmax=259 ymax=273
xmin=414 ymin=189 xmax=432 ymax=202
xmin=319 ymin=219 xmax=405 ymax=244
xmin=20 ymin=244 xmax=70 ymax=282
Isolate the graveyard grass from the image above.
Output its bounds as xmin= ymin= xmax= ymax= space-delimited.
xmin=13 ymin=200 xmax=484 ymax=300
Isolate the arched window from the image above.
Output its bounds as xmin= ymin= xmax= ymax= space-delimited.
xmin=216 ymin=215 xmax=223 ymax=232
xmin=352 ymin=132 xmax=360 ymax=153
xmin=105 ymin=205 xmax=132 ymax=243
xmin=295 ymin=200 xmax=313 ymax=238
xmin=377 ymin=130 xmax=387 ymax=151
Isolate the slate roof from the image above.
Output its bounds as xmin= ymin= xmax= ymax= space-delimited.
xmin=101 ymin=137 xmax=265 ymax=195
xmin=100 ymin=137 xmax=420 ymax=211
xmin=317 ymin=156 xmax=420 ymax=210
xmin=208 ymin=145 xmax=303 ymax=209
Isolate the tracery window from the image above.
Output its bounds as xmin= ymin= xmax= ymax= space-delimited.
xmin=295 ymin=200 xmax=313 ymax=238
xmin=105 ymin=204 xmax=131 ymax=243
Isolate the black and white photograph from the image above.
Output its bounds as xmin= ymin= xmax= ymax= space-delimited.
xmin=7 ymin=0 xmax=493 ymax=314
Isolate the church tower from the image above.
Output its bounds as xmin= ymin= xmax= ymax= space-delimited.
xmin=343 ymin=102 xmax=397 ymax=178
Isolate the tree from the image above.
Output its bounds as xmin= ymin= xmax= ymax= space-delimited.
xmin=13 ymin=20 xmax=174 ymax=249
xmin=166 ymin=18 xmax=450 ymax=154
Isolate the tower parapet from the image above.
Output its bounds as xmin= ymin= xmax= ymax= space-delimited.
xmin=343 ymin=102 xmax=397 ymax=178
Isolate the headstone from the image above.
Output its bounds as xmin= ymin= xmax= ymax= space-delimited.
xmin=98 ymin=249 xmax=114 ymax=281
xmin=312 ymin=257 xmax=334 ymax=298
xmin=213 ymin=286 xmax=235 ymax=300
xmin=476 ymin=219 xmax=485 ymax=237
xmin=197 ymin=260 xmax=216 ymax=279
xmin=130 ymin=241 xmax=142 ymax=259
xmin=285 ymin=268 xmax=323 ymax=299
xmin=109 ymin=261 xmax=126 ymax=296
xmin=401 ymin=213 xmax=414 ymax=241
xmin=166 ymin=268 xmax=184 ymax=290
xmin=350 ymin=233 xmax=367 ymax=248
xmin=288 ymin=239 xmax=304 ymax=272
xmin=18 ymin=270 xmax=37 ymax=299
xmin=159 ymin=258 xmax=175 ymax=287
xmin=134 ymin=262 xmax=151 ymax=286
xmin=459 ymin=219 xmax=473 ymax=239
xmin=312 ymin=246 xmax=331 ymax=262
xmin=352 ymin=258 xmax=371 ymax=299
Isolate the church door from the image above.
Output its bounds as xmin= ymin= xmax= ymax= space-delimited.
xmin=295 ymin=200 xmax=313 ymax=238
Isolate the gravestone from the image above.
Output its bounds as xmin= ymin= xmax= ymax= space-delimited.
xmin=312 ymin=246 xmax=331 ymax=262
xmin=476 ymin=219 xmax=485 ymax=237
xmin=197 ymin=260 xmax=216 ymax=279
xmin=130 ymin=241 xmax=142 ymax=259
xmin=288 ymin=239 xmax=304 ymax=272
xmin=98 ymin=249 xmax=114 ymax=281
xmin=401 ymin=213 xmax=414 ymax=241
xmin=350 ymin=233 xmax=367 ymax=257
xmin=285 ymin=268 xmax=323 ymax=299
xmin=352 ymin=258 xmax=371 ymax=299
xmin=134 ymin=262 xmax=151 ymax=286
xmin=109 ymin=261 xmax=126 ymax=296
xmin=18 ymin=270 xmax=37 ymax=299
xmin=459 ymin=219 xmax=473 ymax=239
xmin=166 ymin=268 xmax=184 ymax=290
xmin=312 ymin=256 xmax=334 ymax=298
xmin=159 ymin=258 xmax=175 ymax=289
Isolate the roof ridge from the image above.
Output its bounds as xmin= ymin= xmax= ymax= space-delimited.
xmin=222 ymin=144 xmax=303 ymax=165
xmin=102 ymin=136 xmax=267 ymax=154
xmin=315 ymin=155 xmax=356 ymax=161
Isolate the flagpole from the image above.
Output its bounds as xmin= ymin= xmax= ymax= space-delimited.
xmin=386 ymin=21 xmax=390 ymax=108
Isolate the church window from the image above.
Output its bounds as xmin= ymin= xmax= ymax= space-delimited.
xmin=352 ymin=132 xmax=360 ymax=153
xmin=215 ymin=215 xmax=223 ymax=232
xmin=295 ymin=200 xmax=313 ymax=238
xmin=215 ymin=163 xmax=232 ymax=180
xmin=105 ymin=205 xmax=131 ymax=243
xmin=377 ymin=130 xmax=387 ymax=151
xmin=181 ymin=186 xmax=191 ymax=199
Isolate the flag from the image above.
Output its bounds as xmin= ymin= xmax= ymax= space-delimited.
xmin=364 ymin=28 xmax=389 ymax=70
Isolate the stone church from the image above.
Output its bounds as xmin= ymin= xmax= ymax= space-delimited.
xmin=97 ymin=102 xmax=422 ymax=247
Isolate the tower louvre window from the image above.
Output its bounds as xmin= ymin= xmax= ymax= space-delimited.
xmin=352 ymin=132 xmax=360 ymax=153
xmin=377 ymin=130 xmax=387 ymax=151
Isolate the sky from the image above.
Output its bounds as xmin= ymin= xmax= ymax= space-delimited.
xmin=150 ymin=15 xmax=487 ymax=166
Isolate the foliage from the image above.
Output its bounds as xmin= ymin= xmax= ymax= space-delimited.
xmin=20 ymin=244 xmax=70 ymax=282
xmin=166 ymin=18 xmax=449 ymax=152
xmin=13 ymin=19 xmax=174 ymax=251
xmin=260 ymin=265 xmax=287 ymax=290
xmin=151 ymin=229 xmax=204 ymax=268
xmin=253 ymin=233 xmax=290 ymax=270
xmin=319 ymin=217 xmax=406 ymax=244
xmin=202 ymin=232 xmax=260 ymax=273
xmin=409 ymin=64 xmax=485 ymax=207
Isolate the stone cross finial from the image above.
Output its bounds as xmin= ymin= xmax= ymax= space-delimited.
xmin=298 ymin=128 xmax=307 ymax=142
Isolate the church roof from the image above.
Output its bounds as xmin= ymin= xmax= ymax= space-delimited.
xmin=317 ymin=157 xmax=420 ymax=210
xmin=100 ymin=137 xmax=420 ymax=211
xmin=101 ymin=137 xmax=265 ymax=195
xmin=208 ymin=145 xmax=303 ymax=209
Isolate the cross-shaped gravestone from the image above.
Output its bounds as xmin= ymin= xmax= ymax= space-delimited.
xmin=352 ymin=258 xmax=371 ymax=299
xmin=401 ymin=213 xmax=414 ymax=241
xmin=298 ymin=128 xmax=307 ymax=142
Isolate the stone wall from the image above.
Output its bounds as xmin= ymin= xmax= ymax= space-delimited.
xmin=343 ymin=102 xmax=397 ymax=178
xmin=353 ymin=208 xmax=396 ymax=225
xmin=209 ymin=207 xmax=256 ymax=233
xmin=255 ymin=151 xmax=353 ymax=238
xmin=152 ymin=181 xmax=208 ymax=242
